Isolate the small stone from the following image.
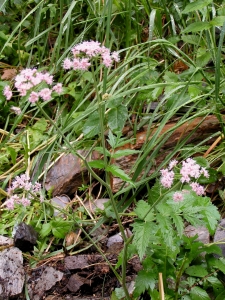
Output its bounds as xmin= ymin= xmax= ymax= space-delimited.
xmin=14 ymin=222 xmax=38 ymax=252
xmin=0 ymin=247 xmax=25 ymax=298
xmin=66 ymin=274 xmax=86 ymax=293
xmin=28 ymin=267 xmax=63 ymax=300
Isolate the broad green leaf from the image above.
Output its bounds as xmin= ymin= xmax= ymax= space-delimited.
xmin=83 ymin=111 xmax=101 ymax=138
xmin=196 ymin=51 xmax=211 ymax=67
xmin=210 ymin=16 xmax=225 ymax=26
xmin=107 ymin=104 xmax=128 ymax=132
xmin=7 ymin=146 xmax=17 ymax=165
xmin=190 ymin=286 xmax=210 ymax=300
xmin=182 ymin=34 xmax=203 ymax=45
xmin=185 ymin=265 xmax=208 ymax=277
xmin=182 ymin=22 xmax=211 ymax=34
xmin=114 ymin=287 xmax=125 ymax=299
xmin=198 ymin=168 xmax=218 ymax=184
xmin=88 ymin=160 xmax=105 ymax=169
xmin=216 ymin=290 xmax=225 ymax=300
xmin=39 ymin=222 xmax=52 ymax=238
xmin=132 ymin=220 xmax=152 ymax=260
xmin=111 ymin=149 xmax=140 ymax=159
xmin=51 ymin=220 xmax=71 ymax=239
xmin=193 ymin=157 xmax=209 ymax=168
xmin=106 ymin=164 xmax=133 ymax=183
xmin=182 ymin=0 xmax=213 ymax=14
xmin=207 ymin=276 xmax=224 ymax=296
xmin=32 ymin=118 xmax=47 ymax=132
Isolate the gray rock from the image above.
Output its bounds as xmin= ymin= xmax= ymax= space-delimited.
xmin=213 ymin=218 xmax=225 ymax=256
xmin=45 ymin=151 xmax=99 ymax=196
xmin=0 ymin=246 xmax=25 ymax=299
xmin=184 ymin=225 xmax=210 ymax=244
xmin=28 ymin=266 xmax=63 ymax=300
xmin=14 ymin=222 xmax=38 ymax=252
xmin=51 ymin=194 xmax=71 ymax=216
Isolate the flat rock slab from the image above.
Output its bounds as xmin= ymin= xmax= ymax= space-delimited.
xmin=0 ymin=247 xmax=25 ymax=299
xmin=45 ymin=151 xmax=99 ymax=196
xmin=28 ymin=266 xmax=64 ymax=300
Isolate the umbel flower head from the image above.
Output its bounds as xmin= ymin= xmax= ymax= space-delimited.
xmin=160 ymin=158 xmax=209 ymax=199
xmin=63 ymin=40 xmax=120 ymax=71
xmin=2 ymin=68 xmax=63 ymax=103
xmin=4 ymin=174 xmax=43 ymax=210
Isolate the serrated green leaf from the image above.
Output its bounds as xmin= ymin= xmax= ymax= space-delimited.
xmin=182 ymin=22 xmax=211 ymax=33
xmin=185 ymin=265 xmax=208 ymax=277
xmin=190 ymin=286 xmax=210 ymax=300
xmin=83 ymin=111 xmax=101 ymax=138
xmin=111 ymin=149 xmax=140 ymax=159
xmin=182 ymin=0 xmax=213 ymax=14
xmin=106 ymin=164 xmax=133 ymax=183
xmin=94 ymin=146 xmax=111 ymax=157
xmin=201 ymin=205 xmax=220 ymax=234
xmin=88 ymin=160 xmax=105 ymax=169
xmin=171 ymin=214 xmax=184 ymax=236
xmin=107 ymin=104 xmax=128 ymax=132
xmin=132 ymin=220 xmax=152 ymax=260
xmin=133 ymin=270 xmax=156 ymax=297
xmin=134 ymin=200 xmax=151 ymax=220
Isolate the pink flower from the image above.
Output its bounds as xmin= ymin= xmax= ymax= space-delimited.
xmin=21 ymin=197 xmax=31 ymax=207
xmin=3 ymin=85 xmax=13 ymax=100
xmin=160 ymin=168 xmax=174 ymax=188
xmin=29 ymin=91 xmax=39 ymax=103
xmin=10 ymin=106 xmax=21 ymax=115
xmin=30 ymin=75 xmax=42 ymax=86
xmin=173 ymin=192 xmax=184 ymax=202
xmin=53 ymin=83 xmax=63 ymax=94
xmin=111 ymin=51 xmax=120 ymax=62
xmin=41 ymin=72 xmax=53 ymax=85
xmin=190 ymin=182 xmax=205 ymax=196
xmin=78 ymin=58 xmax=91 ymax=70
xmin=169 ymin=160 xmax=178 ymax=170
xmin=73 ymin=41 xmax=102 ymax=57
xmin=63 ymin=58 xmax=73 ymax=70
xmin=39 ymin=88 xmax=52 ymax=101
xmin=102 ymin=55 xmax=113 ymax=67
xmin=5 ymin=198 xmax=15 ymax=210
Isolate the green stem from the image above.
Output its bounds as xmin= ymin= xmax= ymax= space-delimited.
xmin=36 ymin=101 xmax=130 ymax=298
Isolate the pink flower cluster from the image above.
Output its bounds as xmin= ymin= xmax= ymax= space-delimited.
xmin=4 ymin=174 xmax=42 ymax=210
xmin=160 ymin=158 xmax=209 ymax=199
xmin=63 ymin=40 xmax=120 ymax=71
xmin=3 ymin=68 xmax=63 ymax=103
xmin=180 ymin=158 xmax=209 ymax=183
